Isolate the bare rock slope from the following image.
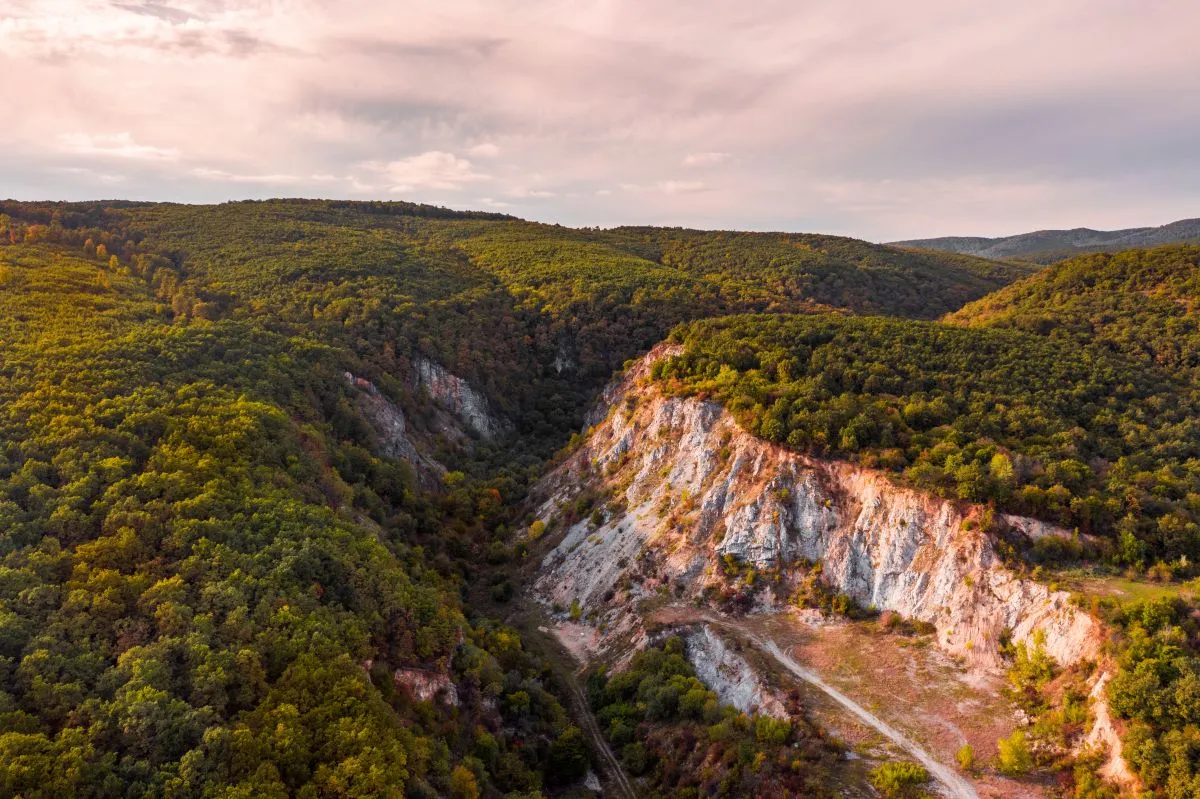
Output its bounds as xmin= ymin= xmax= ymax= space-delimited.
xmin=684 ymin=625 xmax=788 ymax=719
xmin=344 ymin=371 xmax=446 ymax=487
xmin=343 ymin=355 xmax=511 ymax=488
xmin=531 ymin=347 xmax=1098 ymax=669
xmin=413 ymin=356 xmax=511 ymax=440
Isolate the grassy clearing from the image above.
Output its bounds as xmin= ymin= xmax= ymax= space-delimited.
xmin=1055 ymin=567 xmax=1197 ymax=607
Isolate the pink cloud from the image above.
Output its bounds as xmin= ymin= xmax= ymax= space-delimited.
xmin=2 ymin=1 xmax=1197 ymax=238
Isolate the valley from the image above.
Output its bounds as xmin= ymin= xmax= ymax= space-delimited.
xmin=522 ymin=344 xmax=1116 ymax=795
xmin=0 ymin=200 xmax=1198 ymax=797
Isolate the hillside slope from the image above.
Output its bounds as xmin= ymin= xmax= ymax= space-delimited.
xmin=652 ymin=312 xmax=1200 ymax=563
xmin=893 ymin=217 xmax=1200 ymax=263
xmin=527 ymin=301 xmax=1200 ymax=795
xmin=0 ymin=200 xmax=1025 ymax=470
xmin=946 ymin=244 xmax=1200 ymax=379
xmin=600 ymin=225 xmax=1032 ymax=315
xmin=531 ymin=347 xmax=1097 ymax=668
xmin=0 ymin=244 xmax=592 ymax=798
xmin=526 ymin=347 xmax=1121 ymax=795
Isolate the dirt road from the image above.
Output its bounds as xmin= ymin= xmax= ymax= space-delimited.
xmin=560 ymin=665 xmax=638 ymax=799
xmin=689 ymin=611 xmax=977 ymax=799
xmin=508 ymin=607 xmax=637 ymax=799
xmin=758 ymin=638 xmax=977 ymax=799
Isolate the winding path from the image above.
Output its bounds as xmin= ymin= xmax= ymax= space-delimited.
xmin=562 ymin=669 xmax=638 ymax=799
xmin=508 ymin=606 xmax=637 ymax=799
xmin=698 ymin=613 xmax=977 ymax=799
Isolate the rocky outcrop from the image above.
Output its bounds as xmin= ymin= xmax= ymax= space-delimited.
xmin=685 ymin=625 xmax=788 ymax=718
xmin=530 ymin=348 xmax=1100 ymax=670
xmin=1084 ymin=672 xmax=1138 ymax=791
xmin=553 ymin=343 xmax=576 ymax=374
xmin=412 ymin=356 xmax=510 ymax=440
xmin=393 ymin=667 xmax=459 ymax=706
xmin=344 ymin=372 xmax=444 ymax=486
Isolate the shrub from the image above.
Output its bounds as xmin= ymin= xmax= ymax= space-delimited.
xmin=869 ymin=761 xmax=931 ymax=798
xmin=754 ymin=716 xmax=792 ymax=746
xmin=449 ymin=765 xmax=479 ymax=799
xmin=546 ymin=727 xmax=589 ymax=785
xmin=997 ymin=729 xmax=1033 ymax=775
xmin=622 ymin=741 xmax=651 ymax=775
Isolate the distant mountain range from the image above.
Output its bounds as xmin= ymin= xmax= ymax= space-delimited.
xmin=891 ymin=217 xmax=1200 ymax=262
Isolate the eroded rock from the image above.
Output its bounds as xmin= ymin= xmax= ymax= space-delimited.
xmin=412 ymin=356 xmax=511 ymax=440
xmin=393 ymin=667 xmax=459 ymax=706
xmin=343 ymin=371 xmax=445 ymax=486
xmin=530 ymin=351 xmax=1100 ymax=670
xmin=685 ymin=625 xmax=788 ymax=719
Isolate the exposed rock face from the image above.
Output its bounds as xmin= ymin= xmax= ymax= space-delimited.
xmin=393 ymin=667 xmax=459 ymax=706
xmin=553 ymin=343 xmax=576 ymax=374
xmin=344 ymin=372 xmax=444 ymax=486
xmin=412 ymin=356 xmax=510 ymax=440
xmin=531 ymin=349 xmax=1099 ymax=670
xmin=1084 ymin=672 xmax=1138 ymax=791
xmin=685 ymin=625 xmax=788 ymax=719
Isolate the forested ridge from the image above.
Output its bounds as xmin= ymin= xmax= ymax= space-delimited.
xmin=947 ymin=246 xmax=1200 ymax=381
xmin=893 ymin=219 xmax=1200 ymax=264
xmin=4 ymin=198 xmax=1194 ymax=796
xmin=0 ymin=200 xmax=1028 ymax=467
xmin=655 ymin=305 xmax=1200 ymax=564
xmin=0 ymin=199 xmax=1031 ymax=797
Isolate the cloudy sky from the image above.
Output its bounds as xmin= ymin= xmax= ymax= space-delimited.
xmin=3 ymin=0 xmax=1198 ymax=240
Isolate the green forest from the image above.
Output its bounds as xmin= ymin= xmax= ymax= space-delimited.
xmin=1 ymin=199 xmax=1198 ymax=796
xmin=0 ymin=242 xmax=594 ymax=797
xmin=655 ymin=303 xmax=1200 ymax=563
xmin=585 ymin=637 xmax=836 ymax=798
xmin=0 ymin=200 xmax=1028 ymax=467
xmin=947 ymin=246 xmax=1200 ymax=382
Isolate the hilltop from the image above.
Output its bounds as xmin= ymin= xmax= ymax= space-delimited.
xmin=1 ymin=199 xmax=1195 ymax=797
xmin=893 ymin=217 xmax=1200 ymax=263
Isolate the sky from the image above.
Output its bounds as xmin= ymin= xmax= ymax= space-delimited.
xmin=2 ymin=0 xmax=1198 ymax=241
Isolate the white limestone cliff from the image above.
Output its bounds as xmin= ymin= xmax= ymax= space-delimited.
xmin=412 ymin=356 xmax=511 ymax=440
xmin=531 ymin=347 xmax=1099 ymax=670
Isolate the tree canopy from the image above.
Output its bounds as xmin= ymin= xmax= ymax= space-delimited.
xmin=656 ymin=308 xmax=1200 ymax=562
xmin=6 ymin=199 xmax=1187 ymax=796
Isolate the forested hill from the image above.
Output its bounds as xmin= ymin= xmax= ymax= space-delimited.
xmin=595 ymin=225 xmax=1029 ymax=314
xmin=946 ymin=245 xmax=1200 ymax=380
xmin=0 ymin=199 xmax=1028 ymax=467
xmin=0 ymin=243 xmax=613 ymax=797
xmin=893 ymin=217 xmax=1200 ymax=263
xmin=0 ymin=199 xmax=1031 ymax=797
xmin=655 ymin=301 xmax=1200 ymax=564
xmin=610 ymin=255 xmax=1200 ymax=796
